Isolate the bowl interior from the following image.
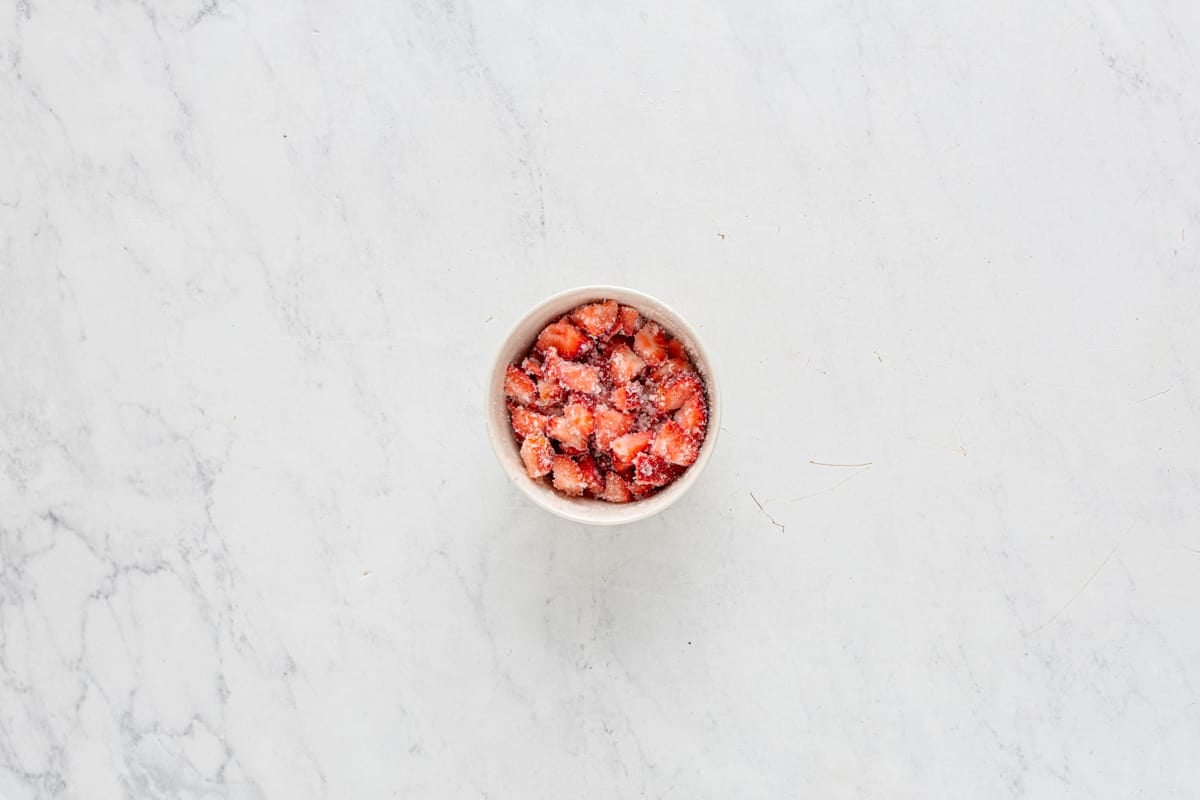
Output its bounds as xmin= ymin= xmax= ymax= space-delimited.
xmin=486 ymin=286 xmax=720 ymax=525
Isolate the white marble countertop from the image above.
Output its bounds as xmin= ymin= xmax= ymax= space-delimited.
xmin=3 ymin=1 xmax=1199 ymax=797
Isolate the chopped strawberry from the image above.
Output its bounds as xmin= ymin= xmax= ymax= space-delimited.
xmin=521 ymin=356 xmax=543 ymax=378
xmin=551 ymin=456 xmax=588 ymax=496
xmin=610 ymin=383 xmax=643 ymax=413
xmin=571 ymin=300 xmax=619 ymax=338
xmin=674 ymin=392 xmax=708 ymax=439
xmin=594 ymin=406 xmax=634 ymax=451
xmin=608 ymin=344 xmax=647 ymax=385
xmin=648 ymin=357 xmax=695 ymax=384
xmin=650 ymin=420 xmax=699 ymax=466
xmin=556 ymin=361 xmax=604 ymax=395
xmin=520 ymin=433 xmax=554 ymax=478
xmin=544 ymin=350 xmax=603 ymax=395
xmin=547 ymin=402 xmax=594 ymax=451
xmin=667 ymin=338 xmax=688 ymax=360
xmin=504 ymin=364 xmax=536 ymax=406
xmin=632 ymin=452 xmax=676 ymax=487
xmin=577 ymin=454 xmax=605 ymax=495
xmin=617 ymin=305 xmax=641 ymax=336
xmin=609 ymin=430 xmax=652 ymax=468
xmin=535 ymin=321 xmax=590 ymax=360
xmin=648 ymin=373 xmax=703 ymax=413
xmin=633 ymin=321 xmax=669 ymax=366
xmin=536 ymin=378 xmax=563 ymax=407
xmin=509 ymin=404 xmax=549 ymax=439
xmin=627 ymin=477 xmax=658 ymax=497
xmin=597 ymin=471 xmax=632 ymax=503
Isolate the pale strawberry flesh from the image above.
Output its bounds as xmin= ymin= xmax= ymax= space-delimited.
xmin=551 ymin=456 xmax=588 ymax=496
xmin=633 ymin=321 xmax=669 ymax=366
xmin=504 ymin=365 xmax=536 ymax=406
xmin=572 ymin=300 xmax=619 ymax=338
xmin=520 ymin=433 xmax=555 ymax=478
xmin=535 ymin=321 xmax=590 ymax=359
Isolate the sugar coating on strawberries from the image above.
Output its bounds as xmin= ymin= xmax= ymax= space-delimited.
xmin=506 ymin=300 xmax=709 ymax=503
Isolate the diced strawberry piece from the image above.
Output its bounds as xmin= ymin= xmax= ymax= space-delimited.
xmin=610 ymin=383 xmax=643 ymax=413
xmin=537 ymin=378 xmax=563 ymax=407
xmin=567 ymin=391 xmax=602 ymax=411
xmin=557 ymin=361 xmax=603 ymax=395
xmin=544 ymin=350 xmax=603 ymax=395
xmin=617 ymin=305 xmax=641 ymax=336
xmin=674 ymin=392 xmax=708 ymax=439
xmin=649 ymin=373 xmax=703 ymax=413
xmin=633 ymin=321 xmax=669 ymax=366
xmin=632 ymin=452 xmax=676 ymax=487
xmin=571 ymin=300 xmax=619 ymax=338
xmin=650 ymin=420 xmax=699 ymax=466
xmin=610 ymin=431 xmax=652 ymax=468
xmin=608 ymin=344 xmax=646 ymax=385
xmin=547 ymin=402 xmax=594 ymax=452
xmin=551 ymin=456 xmax=588 ymax=496
xmin=504 ymin=364 xmax=536 ymax=406
xmin=648 ymin=357 xmax=695 ymax=384
xmin=535 ymin=321 xmax=590 ymax=359
xmin=520 ymin=433 xmax=554 ymax=478
xmin=577 ymin=454 xmax=605 ymax=495
xmin=597 ymin=471 xmax=632 ymax=503
xmin=667 ymin=338 xmax=688 ymax=360
xmin=627 ymin=477 xmax=657 ymax=497
xmin=594 ymin=406 xmax=634 ymax=451
xmin=521 ymin=356 xmax=543 ymax=378
xmin=509 ymin=404 xmax=549 ymax=439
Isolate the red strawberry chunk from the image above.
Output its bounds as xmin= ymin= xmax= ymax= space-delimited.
xmin=597 ymin=471 xmax=632 ymax=503
xmin=537 ymin=378 xmax=563 ymax=407
xmin=536 ymin=321 xmax=590 ymax=359
xmin=649 ymin=373 xmax=703 ymax=414
xmin=610 ymin=430 xmax=652 ymax=467
xmin=674 ymin=392 xmax=708 ymax=439
xmin=667 ymin=338 xmax=688 ymax=360
xmin=548 ymin=402 xmax=594 ymax=452
xmin=594 ymin=406 xmax=634 ymax=451
xmin=551 ymin=456 xmax=588 ymax=496
xmin=650 ymin=420 xmax=699 ymax=466
xmin=608 ymin=344 xmax=646 ymax=385
xmin=648 ymin=357 xmax=695 ymax=385
xmin=521 ymin=356 xmax=543 ymax=378
xmin=632 ymin=452 xmax=676 ymax=487
xmin=617 ymin=305 xmax=641 ymax=336
xmin=577 ymin=454 xmax=605 ymax=495
xmin=571 ymin=299 xmax=619 ymax=338
xmin=610 ymin=383 xmax=643 ymax=413
xmin=520 ymin=433 xmax=554 ymax=478
xmin=509 ymin=404 xmax=549 ymax=439
xmin=627 ymin=476 xmax=658 ymax=497
xmin=633 ymin=321 xmax=669 ymax=366
xmin=545 ymin=350 xmax=603 ymax=395
xmin=556 ymin=360 xmax=603 ymax=395
xmin=504 ymin=364 xmax=536 ymax=406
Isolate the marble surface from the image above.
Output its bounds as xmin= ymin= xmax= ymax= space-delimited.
xmin=3 ymin=0 xmax=1200 ymax=797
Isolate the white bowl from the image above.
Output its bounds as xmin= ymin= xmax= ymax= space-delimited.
xmin=486 ymin=285 xmax=721 ymax=526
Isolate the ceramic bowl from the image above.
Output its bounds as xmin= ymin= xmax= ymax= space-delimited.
xmin=486 ymin=285 xmax=720 ymax=525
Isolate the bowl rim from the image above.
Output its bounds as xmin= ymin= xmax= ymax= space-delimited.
xmin=485 ymin=285 xmax=720 ymax=526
